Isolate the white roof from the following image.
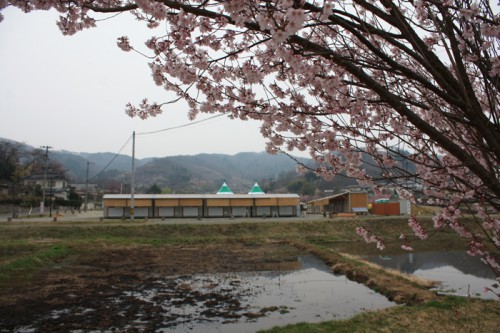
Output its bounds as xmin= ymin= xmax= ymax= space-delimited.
xmin=103 ymin=193 xmax=299 ymax=199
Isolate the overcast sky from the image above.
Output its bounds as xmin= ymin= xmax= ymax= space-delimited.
xmin=0 ymin=8 xmax=282 ymax=159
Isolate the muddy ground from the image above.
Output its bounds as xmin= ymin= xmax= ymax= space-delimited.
xmin=0 ymin=243 xmax=304 ymax=332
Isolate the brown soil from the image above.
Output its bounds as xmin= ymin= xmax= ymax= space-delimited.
xmin=0 ymin=243 xmax=302 ymax=332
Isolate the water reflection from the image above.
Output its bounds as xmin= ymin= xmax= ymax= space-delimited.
xmin=157 ymin=255 xmax=396 ymax=332
xmin=365 ymin=251 xmax=497 ymax=300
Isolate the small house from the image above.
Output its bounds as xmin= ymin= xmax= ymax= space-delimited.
xmin=307 ymin=191 xmax=368 ymax=215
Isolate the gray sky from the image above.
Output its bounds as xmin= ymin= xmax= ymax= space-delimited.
xmin=0 ymin=8 xmax=277 ymax=159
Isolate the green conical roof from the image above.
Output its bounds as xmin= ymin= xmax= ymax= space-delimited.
xmin=216 ymin=182 xmax=233 ymax=194
xmin=248 ymin=182 xmax=265 ymax=194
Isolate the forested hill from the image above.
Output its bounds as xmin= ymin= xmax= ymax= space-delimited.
xmin=1 ymin=138 xmax=318 ymax=194
xmin=131 ymin=152 xmax=313 ymax=194
xmin=0 ymin=138 xmax=311 ymax=194
xmin=53 ymin=152 xmax=364 ymax=196
xmin=52 ymin=150 xmax=385 ymax=196
xmin=2 ymin=138 xmax=391 ymax=196
xmin=53 ymin=150 xmax=363 ymax=196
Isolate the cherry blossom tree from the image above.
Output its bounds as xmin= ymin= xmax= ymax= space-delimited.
xmin=1 ymin=0 xmax=499 ymax=277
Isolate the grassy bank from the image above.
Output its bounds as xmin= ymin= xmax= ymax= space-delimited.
xmin=259 ymin=296 xmax=500 ymax=333
xmin=0 ymin=216 xmax=468 ymax=251
xmin=0 ymin=244 xmax=69 ymax=287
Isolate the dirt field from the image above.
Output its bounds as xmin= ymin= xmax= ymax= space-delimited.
xmin=0 ymin=243 xmax=303 ymax=332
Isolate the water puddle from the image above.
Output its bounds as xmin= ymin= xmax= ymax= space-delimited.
xmin=115 ymin=255 xmax=396 ymax=332
xmin=365 ymin=251 xmax=498 ymax=299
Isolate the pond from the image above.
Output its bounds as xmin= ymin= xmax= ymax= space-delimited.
xmin=114 ymin=255 xmax=396 ymax=333
xmin=365 ymin=251 xmax=498 ymax=300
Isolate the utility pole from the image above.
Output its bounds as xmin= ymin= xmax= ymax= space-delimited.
xmin=49 ymin=179 xmax=53 ymax=217
xmin=120 ymin=173 xmax=128 ymax=194
xmin=130 ymin=131 xmax=135 ymax=220
xmin=84 ymin=161 xmax=94 ymax=212
xmin=40 ymin=146 xmax=52 ymax=215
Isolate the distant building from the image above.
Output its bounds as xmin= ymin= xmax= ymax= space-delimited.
xmin=24 ymin=172 xmax=69 ymax=200
xmin=70 ymin=183 xmax=98 ymax=198
xmin=70 ymin=183 xmax=99 ymax=210
xmin=307 ymin=191 xmax=368 ymax=215
xmin=103 ymin=182 xmax=300 ymax=219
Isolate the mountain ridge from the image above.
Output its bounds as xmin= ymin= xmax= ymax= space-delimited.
xmin=1 ymin=137 xmax=311 ymax=194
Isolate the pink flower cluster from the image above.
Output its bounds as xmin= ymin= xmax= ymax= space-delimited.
xmin=408 ymin=215 xmax=428 ymax=240
xmin=117 ymin=36 xmax=132 ymax=52
xmin=125 ymin=99 xmax=162 ymax=120
xmin=356 ymin=227 xmax=385 ymax=250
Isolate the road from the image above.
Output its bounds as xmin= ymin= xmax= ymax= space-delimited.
xmin=0 ymin=209 xmax=326 ymax=224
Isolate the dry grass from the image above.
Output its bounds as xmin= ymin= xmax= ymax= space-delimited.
xmin=340 ymin=252 xmax=438 ymax=288
xmin=260 ymin=297 xmax=500 ymax=333
xmin=412 ymin=205 xmax=443 ymax=215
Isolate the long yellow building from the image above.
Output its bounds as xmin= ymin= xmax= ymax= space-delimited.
xmin=103 ymin=193 xmax=301 ymax=218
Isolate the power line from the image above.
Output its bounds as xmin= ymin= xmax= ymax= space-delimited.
xmin=88 ymin=135 xmax=132 ymax=180
xmin=136 ymin=114 xmax=226 ymax=136
xmin=87 ymin=113 xmax=226 ymax=181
